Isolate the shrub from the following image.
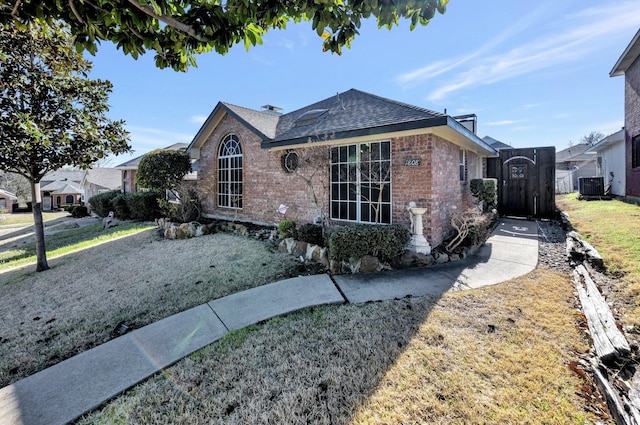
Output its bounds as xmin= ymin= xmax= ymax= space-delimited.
xmin=112 ymin=194 xmax=131 ymax=220
xmin=69 ymin=205 xmax=89 ymax=218
xmin=88 ymin=191 xmax=120 ymax=217
xmin=470 ymin=178 xmax=498 ymax=211
xmin=328 ymin=224 xmax=410 ymax=263
xmin=127 ymin=191 xmax=161 ymax=221
xmin=296 ymin=223 xmax=325 ymax=246
xmin=278 ymin=220 xmax=296 ymax=239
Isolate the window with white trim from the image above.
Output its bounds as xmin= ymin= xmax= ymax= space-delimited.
xmin=459 ymin=149 xmax=467 ymax=182
xmin=217 ymin=134 xmax=243 ymax=209
xmin=330 ymin=141 xmax=391 ymax=224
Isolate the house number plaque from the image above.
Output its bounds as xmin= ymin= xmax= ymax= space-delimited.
xmin=405 ymin=158 xmax=421 ymax=166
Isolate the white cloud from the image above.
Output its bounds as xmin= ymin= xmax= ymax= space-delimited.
xmin=397 ymin=1 xmax=640 ymax=101
xmin=190 ymin=115 xmax=208 ymax=124
xmin=123 ymin=125 xmax=193 ymax=155
xmin=486 ymin=119 xmax=523 ymax=126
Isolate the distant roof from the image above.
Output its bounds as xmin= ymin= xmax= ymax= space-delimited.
xmin=40 ymin=180 xmax=81 ymax=194
xmin=482 ymin=136 xmax=511 ymax=150
xmin=556 ymin=143 xmax=594 ymax=163
xmin=585 ymin=128 xmax=625 ymax=154
xmin=0 ymin=189 xmax=18 ymax=200
xmin=41 ymin=170 xmax=84 ymax=183
xmin=116 ymin=143 xmax=189 ymax=168
xmin=611 ymin=29 xmax=640 ymax=77
xmin=83 ymin=168 xmax=121 ymax=190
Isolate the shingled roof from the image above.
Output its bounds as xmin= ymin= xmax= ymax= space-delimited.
xmin=189 ymin=89 xmax=496 ymax=156
xmin=268 ymin=89 xmax=446 ymax=147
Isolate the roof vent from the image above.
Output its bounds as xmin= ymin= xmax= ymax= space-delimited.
xmin=294 ymin=109 xmax=328 ymax=126
xmin=261 ymin=104 xmax=283 ymax=115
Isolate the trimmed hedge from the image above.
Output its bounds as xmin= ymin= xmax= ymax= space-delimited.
xmin=88 ymin=191 xmax=120 ymax=218
xmin=470 ymin=178 xmax=498 ymax=210
xmin=278 ymin=220 xmax=296 ymax=238
xmin=328 ymin=224 xmax=410 ymax=263
xmin=88 ymin=191 xmax=161 ymax=221
xmin=296 ymin=223 xmax=325 ymax=247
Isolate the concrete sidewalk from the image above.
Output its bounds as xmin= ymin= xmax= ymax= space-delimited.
xmin=0 ymin=218 xmax=538 ymax=425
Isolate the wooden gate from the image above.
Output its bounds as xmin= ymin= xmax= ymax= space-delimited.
xmin=486 ymin=147 xmax=556 ymax=219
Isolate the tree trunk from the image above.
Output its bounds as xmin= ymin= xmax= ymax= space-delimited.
xmin=31 ymin=180 xmax=49 ymax=272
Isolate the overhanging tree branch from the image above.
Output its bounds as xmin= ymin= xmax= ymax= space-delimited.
xmin=126 ymin=0 xmax=211 ymax=42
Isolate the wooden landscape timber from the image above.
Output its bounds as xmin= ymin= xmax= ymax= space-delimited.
xmin=567 ymin=232 xmax=640 ymax=424
xmin=573 ymin=264 xmax=630 ymax=362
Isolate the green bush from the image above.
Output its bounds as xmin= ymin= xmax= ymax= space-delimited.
xmin=278 ymin=220 xmax=296 ymax=238
xmin=88 ymin=191 xmax=120 ymax=217
xmin=296 ymin=223 xmax=325 ymax=246
xmin=112 ymin=194 xmax=130 ymax=220
xmin=470 ymin=178 xmax=497 ymax=211
xmin=69 ymin=205 xmax=89 ymax=218
xmin=127 ymin=191 xmax=161 ymax=221
xmin=328 ymin=224 xmax=411 ymax=263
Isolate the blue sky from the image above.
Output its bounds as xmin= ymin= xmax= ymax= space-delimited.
xmin=87 ymin=0 xmax=640 ymax=164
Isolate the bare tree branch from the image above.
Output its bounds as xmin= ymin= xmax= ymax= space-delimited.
xmin=68 ymin=0 xmax=86 ymax=26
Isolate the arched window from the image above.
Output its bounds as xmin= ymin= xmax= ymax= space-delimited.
xmin=217 ymin=134 xmax=243 ymax=209
xmin=65 ymin=195 xmax=74 ymax=204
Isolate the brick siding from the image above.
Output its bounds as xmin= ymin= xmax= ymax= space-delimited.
xmin=626 ymin=55 xmax=640 ymax=197
xmin=198 ymin=114 xmax=479 ymax=248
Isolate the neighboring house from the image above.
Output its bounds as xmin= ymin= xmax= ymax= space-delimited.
xmin=0 ymin=189 xmax=18 ymax=213
xmin=115 ymin=143 xmax=190 ymax=193
xmin=555 ymin=143 xmax=597 ymax=193
xmin=188 ymin=89 xmax=498 ymax=249
xmin=482 ymin=136 xmax=512 ymax=151
xmin=585 ymin=129 xmax=626 ymax=196
xmin=610 ymin=28 xmax=640 ymax=198
xmin=79 ymin=168 xmax=122 ymax=209
xmin=40 ymin=170 xmax=83 ymax=211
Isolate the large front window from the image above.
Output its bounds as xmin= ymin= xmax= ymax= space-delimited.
xmin=330 ymin=141 xmax=391 ymax=224
xmin=218 ymin=134 xmax=243 ymax=208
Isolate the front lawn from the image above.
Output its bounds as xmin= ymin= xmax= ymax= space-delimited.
xmin=557 ymin=194 xmax=640 ymax=324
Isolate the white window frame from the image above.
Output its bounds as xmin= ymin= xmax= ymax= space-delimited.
xmin=459 ymin=149 xmax=467 ymax=182
xmin=330 ymin=140 xmax=392 ymax=224
xmin=217 ymin=134 xmax=243 ymax=209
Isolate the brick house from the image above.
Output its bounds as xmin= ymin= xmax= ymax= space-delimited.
xmin=0 ymin=189 xmax=18 ymax=213
xmin=188 ymin=89 xmax=497 ymax=248
xmin=611 ymin=28 xmax=640 ymax=198
xmin=40 ymin=170 xmax=83 ymax=211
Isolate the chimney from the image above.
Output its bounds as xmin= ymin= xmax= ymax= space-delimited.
xmin=261 ymin=104 xmax=283 ymax=115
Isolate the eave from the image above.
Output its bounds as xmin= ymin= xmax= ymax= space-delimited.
xmin=261 ymin=116 xmax=498 ymax=157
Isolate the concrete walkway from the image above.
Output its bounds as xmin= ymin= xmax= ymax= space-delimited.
xmin=0 ymin=218 xmax=539 ymax=425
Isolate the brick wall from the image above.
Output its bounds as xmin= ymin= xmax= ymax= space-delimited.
xmin=198 ymin=114 xmax=479 ymax=247
xmin=626 ymin=55 xmax=640 ymax=197
xmin=198 ymin=114 xmax=328 ymax=226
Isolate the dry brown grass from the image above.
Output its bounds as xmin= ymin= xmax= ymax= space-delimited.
xmin=0 ymin=229 xmax=303 ymax=388
xmin=77 ymin=269 xmax=599 ymax=425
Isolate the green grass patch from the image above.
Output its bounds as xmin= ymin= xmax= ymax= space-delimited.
xmin=557 ymin=194 xmax=640 ymax=323
xmin=0 ymin=211 xmax=67 ymax=226
xmin=0 ymin=222 xmax=155 ymax=270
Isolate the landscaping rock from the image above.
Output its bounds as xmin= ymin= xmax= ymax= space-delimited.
xmin=433 ymin=251 xmax=450 ymax=264
xmin=175 ymin=223 xmax=190 ymax=239
xmin=359 ymin=255 xmax=380 ymax=273
xmin=391 ymin=250 xmax=433 ymax=269
xmin=293 ymin=241 xmax=308 ymax=258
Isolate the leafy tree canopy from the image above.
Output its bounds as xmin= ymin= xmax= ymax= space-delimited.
xmin=0 ymin=0 xmax=448 ymax=71
xmin=0 ymin=21 xmax=130 ymax=271
xmin=136 ymin=149 xmax=191 ymax=191
xmin=0 ymin=21 xmax=131 ymax=183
